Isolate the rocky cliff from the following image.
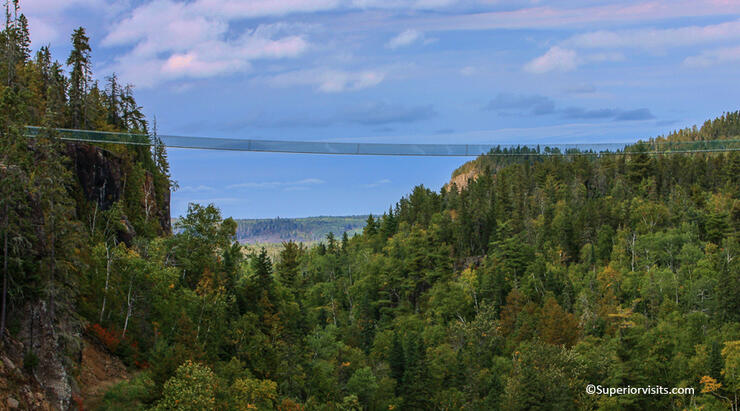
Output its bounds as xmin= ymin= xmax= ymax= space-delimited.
xmin=66 ymin=142 xmax=171 ymax=239
xmin=445 ymin=167 xmax=480 ymax=192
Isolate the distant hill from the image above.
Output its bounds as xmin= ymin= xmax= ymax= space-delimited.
xmin=233 ymin=215 xmax=368 ymax=244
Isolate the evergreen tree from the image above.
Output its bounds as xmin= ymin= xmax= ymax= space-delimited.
xmin=276 ymin=241 xmax=301 ymax=289
xmin=363 ymin=214 xmax=378 ymax=236
xmin=105 ymin=73 xmax=122 ymax=129
xmin=66 ymin=27 xmax=91 ymax=128
xmin=389 ymin=332 xmax=405 ymax=386
xmin=252 ymin=247 xmax=274 ymax=298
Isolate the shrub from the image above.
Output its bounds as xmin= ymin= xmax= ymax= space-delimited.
xmin=154 ymin=361 xmax=216 ymax=410
xmin=99 ymin=373 xmax=157 ymax=411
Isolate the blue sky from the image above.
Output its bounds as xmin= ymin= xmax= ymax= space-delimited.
xmin=26 ymin=0 xmax=740 ymax=218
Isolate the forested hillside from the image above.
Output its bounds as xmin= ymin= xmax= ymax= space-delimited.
xmin=0 ymin=2 xmax=171 ymax=408
xmin=82 ymin=113 xmax=736 ymax=411
xmin=1 ymin=3 xmax=739 ymax=410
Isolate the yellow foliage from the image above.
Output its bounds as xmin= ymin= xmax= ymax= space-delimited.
xmin=700 ymin=375 xmax=722 ymax=394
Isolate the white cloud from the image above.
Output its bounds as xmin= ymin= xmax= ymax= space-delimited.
xmin=191 ymin=0 xmax=460 ymax=18
xmin=23 ymin=0 xmax=125 ymax=45
xmin=26 ymin=16 xmax=59 ymax=46
xmin=227 ymin=178 xmax=325 ymax=189
xmin=351 ymin=0 xmax=458 ymax=9
xmin=178 ymin=185 xmax=215 ymax=193
xmin=413 ymin=1 xmax=740 ymax=32
xmin=363 ymin=178 xmax=391 ymax=188
xmin=101 ymin=1 xmax=311 ymax=86
xmin=460 ymin=66 xmax=476 ymax=76
xmin=683 ymin=45 xmax=740 ymax=67
xmin=386 ymin=29 xmax=424 ymax=49
xmin=266 ymin=68 xmax=385 ymax=92
xmin=521 ymin=18 xmax=740 ymax=73
xmin=22 ymin=0 xmax=109 ymax=14
xmin=524 ymin=46 xmax=579 ymax=74
xmin=191 ymin=0 xmax=341 ymax=18
xmin=566 ymin=19 xmax=740 ymax=51
xmin=524 ymin=47 xmax=622 ymax=74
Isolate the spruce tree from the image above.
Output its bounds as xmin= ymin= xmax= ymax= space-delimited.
xmin=66 ymin=27 xmax=91 ymax=128
xmin=389 ymin=332 xmax=405 ymax=388
xmin=253 ymin=247 xmax=273 ymax=297
xmin=363 ymin=215 xmax=377 ymax=236
xmin=105 ymin=73 xmax=122 ymax=129
xmin=276 ymin=241 xmax=301 ymax=288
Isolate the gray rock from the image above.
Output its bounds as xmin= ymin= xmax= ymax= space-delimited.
xmin=7 ymin=397 xmax=20 ymax=409
xmin=2 ymin=355 xmax=15 ymax=371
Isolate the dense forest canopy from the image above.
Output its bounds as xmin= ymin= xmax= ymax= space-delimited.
xmin=1 ymin=2 xmax=739 ymax=410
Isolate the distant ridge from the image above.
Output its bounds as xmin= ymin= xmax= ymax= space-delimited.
xmin=233 ymin=215 xmax=368 ymax=244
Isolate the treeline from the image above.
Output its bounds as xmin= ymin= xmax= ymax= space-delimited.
xmin=232 ymin=216 xmax=367 ymax=243
xmin=659 ymin=111 xmax=740 ymax=142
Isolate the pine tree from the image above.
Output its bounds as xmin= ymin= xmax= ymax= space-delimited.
xmin=35 ymin=46 xmax=67 ymax=123
xmin=121 ymin=83 xmax=146 ymax=131
xmin=0 ymin=48 xmax=30 ymax=338
xmin=389 ymin=332 xmax=405 ymax=387
xmin=276 ymin=241 xmax=301 ymax=288
xmin=253 ymin=248 xmax=274 ymax=297
xmin=0 ymin=130 xmax=28 ymax=338
xmin=105 ymin=73 xmax=122 ymax=129
xmin=326 ymin=232 xmax=338 ymax=254
xmin=67 ymin=27 xmax=91 ymax=128
xmin=341 ymin=232 xmax=349 ymax=253
xmin=380 ymin=206 xmax=397 ymax=238
xmin=402 ymin=332 xmax=430 ymax=409
xmin=2 ymin=0 xmax=16 ymax=85
xmin=15 ymin=13 xmax=28 ymax=61
xmin=31 ymin=126 xmax=80 ymax=320
xmin=363 ymin=215 xmax=377 ymax=236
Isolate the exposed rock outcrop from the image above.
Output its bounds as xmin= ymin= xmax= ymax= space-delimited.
xmin=0 ymin=301 xmax=74 ymax=410
xmin=65 ymin=142 xmax=125 ymax=212
xmin=445 ymin=168 xmax=479 ymax=192
xmin=65 ymin=142 xmax=171 ymax=238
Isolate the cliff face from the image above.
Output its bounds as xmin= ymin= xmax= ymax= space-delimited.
xmin=65 ymin=142 xmax=171 ymax=239
xmin=144 ymin=170 xmax=171 ymax=235
xmin=65 ymin=143 xmax=125 ymax=211
xmin=445 ymin=168 xmax=480 ymax=192
xmin=0 ymin=300 xmax=76 ymax=410
xmin=446 ymin=155 xmax=530 ymax=192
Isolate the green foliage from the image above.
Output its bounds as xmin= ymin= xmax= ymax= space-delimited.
xmin=99 ymin=373 xmax=157 ymax=411
xmin=503 ymin=340 xmax=586 ymax=410
xmin=230 ymin=377 xmax=278 ymax=410
xmin=154 ymin=361 xmax=217 ymax=410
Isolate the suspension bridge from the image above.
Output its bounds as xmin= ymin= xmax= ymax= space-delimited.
xmin=23 ymin=126 xmax=740 ymax=157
